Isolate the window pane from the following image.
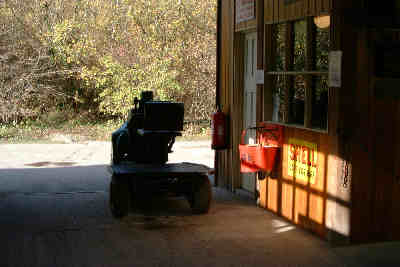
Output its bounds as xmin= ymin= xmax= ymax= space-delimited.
xmin=316 ymin=25 xmax=330 ymax=71
xmin=311 ymin=76 xmax=329 ymax=129
xmin=272 ymin=75 xmax=286 ymax=123
xmin=269 ymin=19 xmax=329 ymax=130
xmin=294 ymin=20 xmax=306 ymax=71
xmin=289 ymin=74 xmax=305 ymax=125
xmin=274 ymin=23 xmax=286 ymax=71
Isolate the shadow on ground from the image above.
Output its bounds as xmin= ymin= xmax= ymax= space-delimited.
xmin=0 ymin=165 xmax=399 ymax=267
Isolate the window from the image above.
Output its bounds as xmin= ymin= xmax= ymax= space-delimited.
xmin=269 ymin=16 xmax=330 ymax=130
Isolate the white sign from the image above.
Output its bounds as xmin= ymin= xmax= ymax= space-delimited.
xmin=236 ymin=0 xmax=255 ymax=24
xmin=256 ymin=69 xmax=264 ymax=85
xmin=329 ymin=51 xmax=342 ymax=88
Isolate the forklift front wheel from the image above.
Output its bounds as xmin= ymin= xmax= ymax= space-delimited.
xmin=191 ymin=175 xmax=212 ymax=214
xmin=109 ymin=175 xmax=131 ymax=218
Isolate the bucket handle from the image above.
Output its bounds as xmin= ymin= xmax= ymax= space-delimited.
xmin=241 ymin=126 xmax=275 ymax=145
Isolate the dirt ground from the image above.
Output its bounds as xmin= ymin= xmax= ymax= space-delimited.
xmin=0 ymin=141 xmax=399 ymax=267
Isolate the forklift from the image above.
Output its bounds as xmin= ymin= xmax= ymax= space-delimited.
xmin=108 ymin=91 xmax=212 ymax=218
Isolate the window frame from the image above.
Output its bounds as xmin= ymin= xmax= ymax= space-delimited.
xmin=266 ymin=16 xmax=330 ymax=132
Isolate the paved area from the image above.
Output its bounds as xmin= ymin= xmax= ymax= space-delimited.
xmin=0 ymin=141 xmax=399 ymax=267
xmin=0 ymin=140 xmax=214 ymax=169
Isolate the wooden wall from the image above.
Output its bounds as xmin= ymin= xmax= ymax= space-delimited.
xmin=217 ymin=0 xmax=235 ymax=189
xmin=218 ymin=0 xmax=348 ymax=241
xmin=264 ymin=0 xmax=332 ymax=23
xmin=218 ymin=0 xmax=400 ymax=243
xmin=217 ymin=1 xmax=259 ymax=190
xmin=231 ymin=33 xmax=246 ymax=189
xmin=258 ymin=128 xmax=344 ymax=238
xmin=350 ymin=29 xmax=400 ymax=242
xmin=258 ymin=0 xmax=348 ymax=240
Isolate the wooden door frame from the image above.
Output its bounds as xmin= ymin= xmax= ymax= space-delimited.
xmin=232 ymin=32 xmax=246 ymax=191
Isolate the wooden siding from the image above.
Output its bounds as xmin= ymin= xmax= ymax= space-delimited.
xmin=257 ymin=0 xmax=349 ymax=241
xmin=218 ymin=0 xmax=345 ymax=241
xmin=258 ymin=127 xmax=344 ymax=238
xmin=264 ymin=0 xmax=332 ymax=23
xmin=350 ymin=30 xmax=400 ymax=242
xmin=217 ymin=0 xmax=235 ymax=189
xmin=232 ymin=33 xmax=246 ymax=189
xmin=217 ymin=0 xmax=400 ymax=243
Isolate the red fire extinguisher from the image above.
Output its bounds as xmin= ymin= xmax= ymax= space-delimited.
xmin=211 ymin=107 xmax=227 ymax=150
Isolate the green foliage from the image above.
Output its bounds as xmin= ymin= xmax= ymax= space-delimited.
xmin=0 ymin=0 xmax=216 ymax=124
xmin=81 ymin=56 xmax=143 ymax=116
xmin=48 ymin=19 xmax=97 ymax=66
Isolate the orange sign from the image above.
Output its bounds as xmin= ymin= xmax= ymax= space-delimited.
xmin=287 ymin=138 xmax=317 ymax=184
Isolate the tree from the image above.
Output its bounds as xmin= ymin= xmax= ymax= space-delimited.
xmin=0 ymin=0 xmax=217 ymax=125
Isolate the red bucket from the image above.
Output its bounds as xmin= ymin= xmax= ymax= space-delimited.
xmin=239 ymin=129 xmax=280 ymax=173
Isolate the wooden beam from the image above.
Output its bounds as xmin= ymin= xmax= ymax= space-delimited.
xmin=305 ymin=17 xmax=316 ymax=128
xmin=285 ymin=22 xmax=294 ymax=123
xmin=256 ymin=0 xmax=265 ymax=124
xmin=233 ymin=33 xmax=245 ymax=190
xmin=214 ymin=0 xmax=222 ymax=187
xmin=264 ymin=24 xmax=274 ymax=121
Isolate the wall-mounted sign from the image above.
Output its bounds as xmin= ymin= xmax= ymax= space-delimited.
xmin=287 ymin=138 xmax=318 ymax=184
xmin=329 ymin=51 xmax=342 ymax=88
xmin=236 ymin=0 xmax=255 ymax=24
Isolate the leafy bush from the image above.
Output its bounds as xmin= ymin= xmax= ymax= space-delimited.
xmin=0 ymin=0 xmax=216 ymax=124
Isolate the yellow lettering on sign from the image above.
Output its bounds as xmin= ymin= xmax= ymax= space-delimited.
xmin=287 ymin=138 xmax=318 ymax=184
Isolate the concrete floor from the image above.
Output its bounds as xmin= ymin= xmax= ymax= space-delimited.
xmin=0 ymin=142 xmax=399 ymax=267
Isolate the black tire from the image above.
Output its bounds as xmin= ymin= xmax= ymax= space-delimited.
xmin=109 ymin=175 xmax=132 ymax=218
xmin=191 ymin=175 xmax=212 ymax=214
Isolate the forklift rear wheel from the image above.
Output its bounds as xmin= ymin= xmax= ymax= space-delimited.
xmin=191 ymin=175 xmax=212 ymax=214
xmin=109 ymin=175 xmax=132 ymax=218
